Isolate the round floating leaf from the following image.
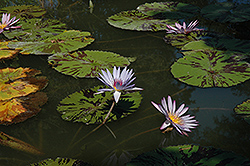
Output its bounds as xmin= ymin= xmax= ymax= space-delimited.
xmin=0 ymin=92 xmax=48 ymax=125
xmin=29 ymin=157 xmax=93 ymax=166
xmin=0 ymin=42 xmax=19 ymax=60
xmin=0 ymin=5 xmax=46 ymax=20
xmin=164 ymin=31 xmax=208 ymax=48
xmin=0 ymin=67 xmax=48 ymax=101
xmin=7 ymin=30 xmax=95 ymax=55
xmin=234 ymin=99 xmax=250 ymax=124
xmin=137 ymin=2 xmax=200 ymax=19
xmin=107 ymin=10 xmax=176 ymax=31
xmin=181 ymin=40 xmax=215 ymax=54
xmin=57 ymin=86 xmax=142 ymax=124
xmin=4 ymin=18 xmax=67 ymax=41
xmin=127 ymin=144 xmax=250 ymax=165
xmin=171 ymin=50 xmax=250 ymax=87
xmin=201 ymin=3 xmax=250 ymax=23
xmin=48 ymin=50 xmax=132 ymax=78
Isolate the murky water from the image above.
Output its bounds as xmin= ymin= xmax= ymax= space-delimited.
xmin=0 ymin=0 xmax=250 ymax=165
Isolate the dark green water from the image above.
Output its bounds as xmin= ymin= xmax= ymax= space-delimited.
xmin=0 ymin=0 xmax=250 ymax=165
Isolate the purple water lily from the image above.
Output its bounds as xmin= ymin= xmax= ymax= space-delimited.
xmin=96 ymin=66 xmax=143 ymax=103
xmin=0 ymin=13 xmax=21 ymax=34
xmin=151 ymin=96 xmax=198 ymax=136
xmin=166 ymin=20 xmax=203 ymax=34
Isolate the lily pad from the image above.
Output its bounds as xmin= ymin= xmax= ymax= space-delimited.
xmin=4 ymin=18 xmax=67 ymax=41
xmin=137 ymin=2 xmax=200 ymax=19
xmin=234 ymin=99 xmax=250 ymax=124
xmin=127 ymin=144 xmax=250 ymax=165
xmin=0 ymin=5 xmax=46 ymax=20
xmin=201 ymin=2 xmax=250 ymax=23
xmin=57 ymin=86 xmax=142 ymax=124
xmin=48 ymin=50 xmax=132 ymax=78
xmin=171 ymin=50 xmax=250 ymax=87
xmin=0 ymin=67 xmax=48 ymax=101
xmin=164 ymin=31 xmax=208 ymax=48
xmin=0 ymin=42 xmax=19 ymax=60
xmin=0 ymin=92 xmax=48 ymax=125
xmin=0 ymin=131 xmax=43 ymax=155
xmin=107 ymin=10 xmax=176 ymax=31
xmin=30 ymin=157 xmax=93 ymax=166
xmin=181 ymin=40 xmax=215 ymax=54
xmin=7 ymin=30 xmax=95 ymax=55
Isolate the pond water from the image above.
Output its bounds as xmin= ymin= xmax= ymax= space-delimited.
xmin=0 ymin=0 xmax=250 ymax=165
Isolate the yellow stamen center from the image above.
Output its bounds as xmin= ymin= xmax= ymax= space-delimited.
xmin=0 ymin=24 xmax=7 ymax=29
xmin=169 ymin=114 xmax=183 ymax=124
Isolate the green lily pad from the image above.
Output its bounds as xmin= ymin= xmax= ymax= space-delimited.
xmin=4 ymin=18 xmax=67 ymax=41
xmin=48 ymin=50 xmax=132 ymax=78
xmin=181 ymin=40 xmax=215 ymax=54
xmin=107 ymin=10 xmax=176 ymax=31
xmin=137 ymin=2 xmax=200 ymax=19
xmin=201 ymin=2 xmax=250 ymax=23
xmin=127 ymin=144 xmax=250 ymax=165
xmin=7 ymin=30 xmax=95 ymax=55
xmin=0 ymin=5 xmax=46 ymax=20
xmin=234 ymin=99 xmax=250 ymax=124
xmin=164 ymin=31 xmax=208 ymax=48
xmin=29 ymin=157 xmax=93 ymax=166
xmin=171 ymin=50 xmax=250 ymax=87
xmin=57 ymin=86 xmax=142 ymax=124
xmin=0 ymin=67 xmax=48 ymax=101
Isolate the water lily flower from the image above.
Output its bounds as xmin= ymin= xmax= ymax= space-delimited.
xmin=151 ymin=96 xmax=198 ymax=136
xmin=96 ymin=66 xmax=143 ymax=103
xmin=0 ymin=13 xmax=21 ymax=34
xmin=166 ymin=20 xmax=203 ymax=34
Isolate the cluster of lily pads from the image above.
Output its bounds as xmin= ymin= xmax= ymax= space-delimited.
xmin=0 ymin=1 xmax=250 ymax=166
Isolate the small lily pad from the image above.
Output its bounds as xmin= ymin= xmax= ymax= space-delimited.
xmin=171 ymin=50 xmax=250 ymax=87
xmin=29 ymin=157 xmax=93 ymax=166
xmin=0 ymin=92 xmax=48 ymax=125
xmin=164 ymin=31 xmax=208 ymax=48
xmin=127 ymin=144 xmax=250 ymax=165
xmin=4 ymin=18 xmax=67 ymax=41
xmin=57 ymin=86 xmax=142 ymax=124
xmin=234 ymin=99 xmax=250 ymax=124
xmin=137 ymin=2 xmax=200 ymax=19
xmin=0 ymin=131 xmax=43 ymax=155
xmin=7 ymin=30 xmax=94 ymax=55
xmin=0 ymin=67 xmax=48 ymax=101
xmin=0 ymin=42 xmax=19 ymax=60
xmin=48 ymin=50 xmax=132 ymax=78
xmin=107 ymin=10 xmax=176 ymax=31
xmin=0 ymin=5 xmax=46 ymax=20
xmin=201 ymin=2 xmax=250 ymax=23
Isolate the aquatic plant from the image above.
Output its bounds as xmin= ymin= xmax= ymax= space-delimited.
xmin=0 ymin=13 xmax=21 ymax=33
xmin=96 ymin=66 xmax=143 ymax=103
xmin=151 ymin=96 xmax=198 ymax=136
xmin=166 ymin=20 xmax=203 ymax=34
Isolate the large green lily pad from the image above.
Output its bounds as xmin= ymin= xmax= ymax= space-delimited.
xmin=127 ymin=144 xmax=250 ymax=165
xmin=164 ymin=31 xmax=208 ymax=48
xmin=30 ymin=157 xmax=93 ymax=166
xmin=48 ymin=50 xmax=132 ymax=78
xmin=201 ymin=2 xmax=250 ymax=23
xmin=137 ymin=2 xmax=200 ymax=19
xmin=57 ymin=86 xmax=142 ymax=124
xmin=181 ymin=40 xmax=215 ymax=54
xmin=4 ymin=18 xmax=67 ymax=41
xmin=234 ymin=99 xmax=250 ymax=124
xmin=107 ymin=10 xmax=176 ymax=31
xmin=171 ymin=50 xmax=250 ymax=87
xmin=7 ymin=30 xmax=95 ymax=55
xmin=0 ymin=5 xmax=46 ymax=20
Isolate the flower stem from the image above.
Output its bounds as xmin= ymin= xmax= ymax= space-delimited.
xmin=102 ymin=101 xmax=115 ymax=124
